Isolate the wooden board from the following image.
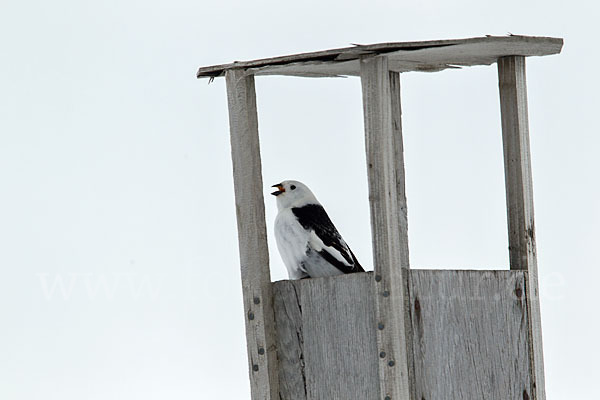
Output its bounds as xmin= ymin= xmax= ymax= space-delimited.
xmin=360 ymin=56 xmax=413 ymax=400
xmin=225 ymin=69 xmax=279 ymax=399
xmin=498 ymin=56 xmax=545 ymax=399
xmin=273 ymin=273 xmax=379 ymax=400
xmin=273 ymin=270 xmax=532 ymax=400
xmin=197 ymin=36 xmax=563 ymax=78
xmin=409 ymin=270 xmax=531 ymax=400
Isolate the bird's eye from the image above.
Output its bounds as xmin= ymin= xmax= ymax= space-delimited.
xmin=290 ymin=185 xmax=296 ymax=190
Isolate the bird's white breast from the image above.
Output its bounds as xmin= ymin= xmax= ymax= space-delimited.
xmin=274 ymin=209 xmax=311 ymax=279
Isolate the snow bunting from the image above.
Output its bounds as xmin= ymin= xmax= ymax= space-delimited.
xmin=271 ymin=180 xmax=364 ymax=279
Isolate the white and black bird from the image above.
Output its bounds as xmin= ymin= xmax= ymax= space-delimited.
xmin=271 ymin=180 xmax=364 ymax=279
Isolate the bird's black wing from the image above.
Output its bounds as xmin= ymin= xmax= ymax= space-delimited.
xmin=291 ymin=204 xmax=364 ymax=274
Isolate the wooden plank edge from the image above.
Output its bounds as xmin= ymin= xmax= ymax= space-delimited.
xmin=197 ymin=35 xmax=563 ymax=78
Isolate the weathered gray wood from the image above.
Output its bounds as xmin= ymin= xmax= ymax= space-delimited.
xmin=389 ymin=72 xmax=410 ymax=270
xmin=274 ymin=270 xmax=535 ymax=400
xmin=361 ymin=56 xmax=412 ymax=400
xmin=389 ymin=70 xmax=417 ymax=398
xmin=498 ymin=56 xmax=536 ymax=272
xmin=498 ymin=56 xmax=545 ymax=400
xmin=272 ymin=273 xmax=379 ymax=400
xmin=409 ymin=270 xmax=531 ymax=400
xmin=198 ymin=36 xmax=563 ymax=78
xmin=272 ymin=281 xmax=306 ymax=400
xmin=225 ymin=68 xmax=278 ymax=400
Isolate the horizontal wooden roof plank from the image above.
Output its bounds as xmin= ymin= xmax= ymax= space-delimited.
xmin=197 ymin=35 xmax=563 ymax=78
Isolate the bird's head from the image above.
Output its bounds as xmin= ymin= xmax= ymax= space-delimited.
xmin=271 ymin=180 xmax=319 ymax=210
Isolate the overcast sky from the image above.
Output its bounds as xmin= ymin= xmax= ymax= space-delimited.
xmin=1 ymin=0 xmax=598 ymax=398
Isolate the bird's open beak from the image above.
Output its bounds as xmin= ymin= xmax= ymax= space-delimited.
xmin=271 ymin=183 xmax=285 ymax=196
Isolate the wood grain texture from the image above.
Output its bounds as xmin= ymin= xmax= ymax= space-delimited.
xmin=360 ymin=56 xmax=412 ymax=400
xmin=498 ymin=56 xmax=546 ymax=400
xmin=409 ymin=270 xmax=531 ymax=400
xmin=198 ymin=36 xmax=563 ymax=78
xmin=225 ymin=68 xmax=278 ymax=400
xmin=272 ymin=273 xmax=379 ymax=400
xmin=274 ymin=271 xmax=535 ymax=399
xmin=389 ymin=72 xmax=410 ymax=270
xmin=272 ymin=281 xmax=306 ymax=400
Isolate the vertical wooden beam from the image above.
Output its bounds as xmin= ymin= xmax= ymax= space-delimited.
xmin=389 ymin=72 xmax=410 ymax=266
xmin=226 ymin=68 xmax=279 ymax=400
xmin=498 ymin=56 xmax=545 ymax=400
xmin=360 ymin=56 xmax=413 ymax=400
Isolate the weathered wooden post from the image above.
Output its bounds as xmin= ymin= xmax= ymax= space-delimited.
xmin=197 ymin=36 xmax=563 ymax=400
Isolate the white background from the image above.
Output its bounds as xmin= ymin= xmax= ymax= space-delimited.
xmin=1 ymin=0 xmax=597 ymax=398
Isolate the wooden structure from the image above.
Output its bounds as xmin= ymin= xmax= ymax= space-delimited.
xmin=197 ymin=35 xmax=563 ymax=400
